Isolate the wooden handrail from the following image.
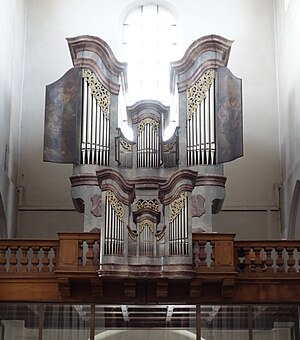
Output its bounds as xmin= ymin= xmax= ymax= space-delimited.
xmin=1 ymin=232 xmax=300 ymax=277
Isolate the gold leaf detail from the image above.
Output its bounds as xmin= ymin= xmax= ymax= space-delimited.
xmin=187 ymin=69 xmax=215 ymax=119
xmin=82 ymin=69 xmax=110 ymax=118
xmin=139 ymin=219 xmax=155 ymax=232
xmin=137 ymin=118 xmax=159 ymax=134
xmin=170 ymin=192 xmax=188 ymax=222
xmin=136 ymin=199 xmax=159 ymax=212
xmin=119 ymin=137 xmax=133 ymax=151
xmin=106 ymin=190 xmax=124 ymax=221
xmin=163 ymin=139 xmax=176 ymax=152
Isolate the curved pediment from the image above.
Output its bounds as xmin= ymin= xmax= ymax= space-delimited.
xmin=67 ymin=35 xmax=127 ymax=94
xmin=170 ymin=34 xmax=233 ymax=92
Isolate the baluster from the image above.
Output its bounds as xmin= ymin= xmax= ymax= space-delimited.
xmin=85 ymin=240 xmax=95 ymax=266
xmin=286 ymin=246 xmax=297 ymax=273
xmin=9 ymin=246 xmax=18 ymax=272
xmin=41 ymin=247 xmax=50 ymax=272
xmin=93 ymin=242 xmax=100 ymax=266
xmin=31 ymin=246 xmax=40 ymax=272
xmin=253 ymin=246 xmax=263 ymax=273
xmin=298 ymin=246 xmax=300 ymax=272
xmin=275 ymin=246 xmax=285 ymax=273
xmin=20 ymin=246 xmax=29 ymax=272
xmin=78 ymin=241 xmax=84 ymax=265
xmin=210 ymin=241 xmax=215 ymax=267
xmin=51 ymin=247 xmax=57 ymax=271
xmin=0 ymin=246 xmax=7 ymax=272
xmin=235 ymin=247 xmax=243 ymax=272
xmin=264 ymin=247 xmax=274 ymax=273
xmin=242 ymin=247 xmax=252 ymax=273
xmin=193 ymin=241 xmax=200 ymax=267
xmin=198 ymin=240 xmax=207 ymax=267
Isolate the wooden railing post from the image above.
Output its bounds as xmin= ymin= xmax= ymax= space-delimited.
xmin=56 ymin=233 xmax=81 ymax=271
xmin=192 ymin=233 xmax=236 ymax=272
xmin=213 ymin=234 xmax=236 ymax=271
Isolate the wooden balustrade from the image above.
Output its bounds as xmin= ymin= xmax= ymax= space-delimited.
xmin=192 ymin=233 xmax=235 ymax=273
xmin=1 ymin=233 xmax=300 ymax=303
xmin=1 ymin=234 xmax=300 ymax=278
xmin=235 ymin=240 xmax=300 ymax=275
xmin=0 ymin=233 xmax=100 ymax=275
xmin=0 ymin=240 xmax=58 ymax=273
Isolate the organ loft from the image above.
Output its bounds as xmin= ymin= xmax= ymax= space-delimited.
xmin=43 ymin=34 xmax=243 ymax=279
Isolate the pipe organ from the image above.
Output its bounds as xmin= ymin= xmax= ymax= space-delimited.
xmin=104 ymin=191 xmax=124 ymax=256
xmin=137 ymin=118 xmax=160 ymax=168
xmin=81 ymin=70 xmax=110 ymax=166
xmin=44 ymin=34 xmax=243 ymax=279
xmin=169 ymin=192 xmax=189 ymax=256
xmin=187 ymin=70 xmax=216 ymax=165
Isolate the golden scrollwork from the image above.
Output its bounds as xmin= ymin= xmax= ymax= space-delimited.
xmin=136 ymin=199 xmax=159 ymax=212
xmin=137 ymin=118 xmax=159 ymax=134
xmin=163 ymin=139 xmax=176 ymax=152
xmin=187 ymin=69 xmax=215 ymax=119
xmin=139 ymin=219 xmax=154 ymax=233
xmin=106 ymin=190 xmax=124 ymax=221
xmin=82 ymin=69 xmax=110 ymax=118
xmin=119 ymin=137 xmax=133 ymax=151
xmin=170 ymin=192 xmax=188 ymax=222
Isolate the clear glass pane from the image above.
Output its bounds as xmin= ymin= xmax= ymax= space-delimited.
xmin=201 ymin=305 xmax=250 ymax=340
xmin=0 ymin=303 xmax=91 ymax=340
xmin=253 ymin=305 xmax=298 ymax=339
xmin=94 ymin=304 xmax=196 ymax=339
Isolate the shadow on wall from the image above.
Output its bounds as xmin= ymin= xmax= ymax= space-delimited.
xmin=0 ymin=192 xmax=7 ymax=238
xmin=288 ymin=180 xmax=300 ymax=239
xmin=92 ymin=329 xmax=201 ymax=340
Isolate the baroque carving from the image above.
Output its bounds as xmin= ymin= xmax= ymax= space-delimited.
xmin=136 ymin=199 xmax=159 ymax=212
xmin=163 ymin=139 xmax=177 ymax=152
xmin=155 ymin=225 xmax=167 ymax=241
xmin=106 ymin=190 xmax=124 ymax=221
xmin=137 ymin=118 xmax=159 ymax=133
xmin=82 ymin=69 xmax=110 ymax=118
xmin=191 ymin=194 xmax=205 ymax=217
xmin=187 ymin=69 xmax=215 ymax=119
xmin=127 ymin=225 xmax=138 ymax=240
xmin=170 ymin=192 xmax=188 ymax=222
xmin=139 ymin=219 xmax=155 ymax=232
xmin=119 ymin=137 xmax=133 ymax=151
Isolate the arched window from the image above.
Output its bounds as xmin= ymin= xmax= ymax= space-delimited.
xmin=123 ymin=4 xmax=178 ymax=106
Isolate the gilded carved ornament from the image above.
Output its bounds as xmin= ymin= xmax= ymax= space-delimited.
xmin=170 ymin=192 xmax=188 ymax=222
xmin=163 ymin=139 xmax=177 ymax=152
xmin=119 ymin=137 xmax=133 ymax=151
xmin=187 ymin=69 xmax=215 ymax=119
xmin=139 ymin=219 xmax=155 ymax=232
xmin=136 ymin=199 xmax=159 ymax=212
xmin=82 ymin=69 xmax=110 ymax=118
xmin=106 ymin=190 xmax=124 ymax=221
xmin=137 ymin=118 xmax=159 ymax=134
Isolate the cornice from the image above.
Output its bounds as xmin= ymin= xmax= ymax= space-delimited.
xmin=196 ymin=174 xmax=227 ymax=188
xmin=159 ymin=169 xmax=198 ymax=205
xmin=70 ymin=173 xmax=98 ymax=187
xmin=127 ymin=100 xmax=170 ymax=126
xmin=67 ymin=35 xmax=127 ymax=95
xmin=170 ymin=34 xmax=233 ymax=93
xmin=96 ymin=168 xmax=135 ymax=204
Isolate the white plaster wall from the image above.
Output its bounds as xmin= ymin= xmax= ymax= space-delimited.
xmin=17 ymin=0 xmax=280 ymax=238
xmin=0 ymin=0 xmax=27 ymax=237
xmin=274 ymin=0 xmax=300 ymax=238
